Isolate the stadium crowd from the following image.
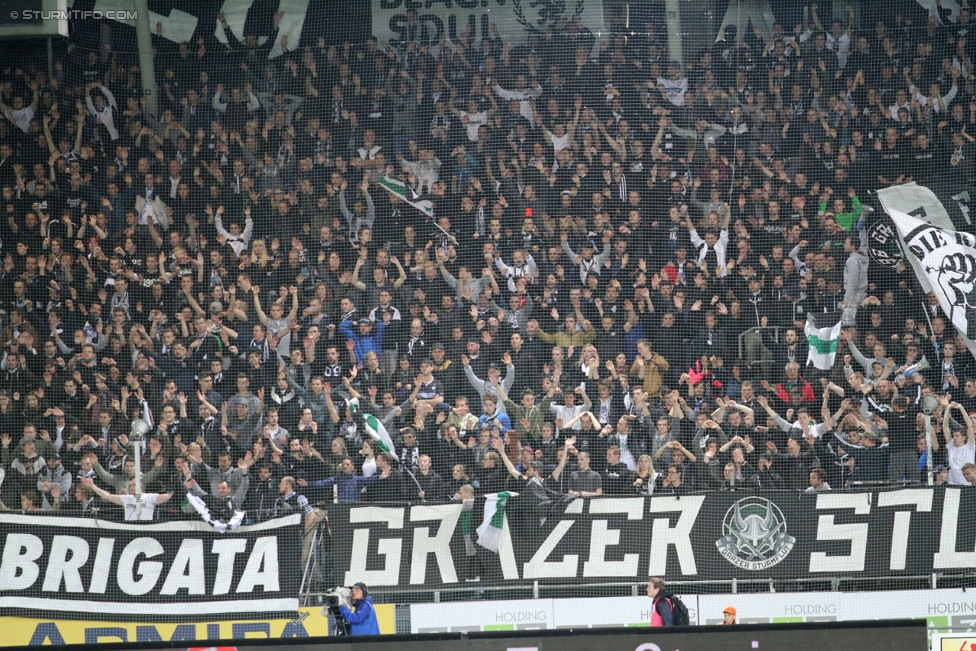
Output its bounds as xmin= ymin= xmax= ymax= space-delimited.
xmin=0 ymin=0 xmax=975 ymax=525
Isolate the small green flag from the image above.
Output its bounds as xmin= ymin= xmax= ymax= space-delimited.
xmin=363 ymin=413 xmax=396 ymax=456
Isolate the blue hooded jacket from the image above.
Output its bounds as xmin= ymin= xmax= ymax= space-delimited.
xmin=339 ymin=319 xmax=386 ymax=365
xmin=309 ymin=472 xmax=378 ymax=502
xmin=338 ymin=595 xmax=380 ymax=635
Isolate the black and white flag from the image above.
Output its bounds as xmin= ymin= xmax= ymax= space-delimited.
xmin=885 ymin=201 xmax=976 ymax=362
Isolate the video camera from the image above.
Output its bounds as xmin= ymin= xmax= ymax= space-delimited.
xmin=323 ymin=586 xmax=352 ymax=610
xmin=323 ymin=591 xmax=342 ymax=609
xmin=322 ymin=587 xmax=353 ymax=636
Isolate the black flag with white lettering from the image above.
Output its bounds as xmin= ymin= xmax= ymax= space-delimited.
xmin=328 ymin=489 xmax=976 ymax=589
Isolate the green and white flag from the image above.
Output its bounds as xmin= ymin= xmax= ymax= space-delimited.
xmin=476 ymin=491 xmax=518 ymax=553
xmin=377 ymin=176 xmax=434 ymax=219
xmin=363 ymin=412 xmax=396 ymax=457
xmin=805 ymin=312 xmax=842 ymax=370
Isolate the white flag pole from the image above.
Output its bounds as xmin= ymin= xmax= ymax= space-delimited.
xmin=921 ymin=301 xmax=935 ymax=338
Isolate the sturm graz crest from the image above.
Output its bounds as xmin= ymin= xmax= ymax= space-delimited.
xmin=866 ymin=219 xmax=905 ymax=268
xmin=512 ymin=0 xmax=585 ymax=34
xmin=716 ymin=497 xmax=796 ymax=571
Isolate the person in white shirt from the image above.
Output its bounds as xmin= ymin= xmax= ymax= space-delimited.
xmin=84 ymin=83 xmax=120 ymax=140
xmin=167 ymin=159 xmax=184 ymax=199
xmin=805 ymin=467 xmax=831 ymax=492
xmin=0 ymin=83 xmax=39 ymax=133
xmin=80 ymin=475 xmax=173 ymax=521
xmin=538 ymin=99 xmax=581 ymax=152
xmin=494 ymin=249 xmax=538 ymax=294
xmin=885 ymin=89 xmax=912 ymax=122
xmin=685 ymin=206 xmax=731 ymax=277
xmin=450 ymin=94 xmax=498 ymax=143
xmin=657 ymin=61 xmax=689 ymax=106
xmin=810 ymin=4 xmax=854 ymax=69
xmin=400 ymin=147 xmax=441 ymax=192
xmin=549 ymin=386 xmax=593 ymax=433
xmin=905 ymin=68 xmax=958 ymax=115
xmin=940 ymin=398 xmax=975 ymax=486
xmin=212 ymin=84 xmax=261 ymax=117
xmin=493 ymin=74 xmax=543 ymax=124
xmin=360 ymin=438 xmax=378 ymax=477
xmin=213 ymin=205 xmax=255 ymax=256
xmin=135 ymin=172 xmax=171 ymax=228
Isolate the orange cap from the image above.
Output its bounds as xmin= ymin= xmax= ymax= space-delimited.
xmin=723 ymin=606 xmax=736 ymax=615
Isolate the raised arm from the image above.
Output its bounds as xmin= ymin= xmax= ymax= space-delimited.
xmin=490 ymin=436 xmax=522 ymax=480
xmin=757 ymin=395 xmax=792 ymax=432
xmin=438 ymin=262 xmax=459 ymax=288
xmin=843 ymin=332 xmax=873 ymax=373
xmin=286 ymin=285 xmax=299 ymax=321
xmin=577 ymin=387 xmax=592 ymax=412
xmin=550 ymin=435 xmax=577 ymax=481
xmin=561 ymin=409 xmax=590 ymax=430
xmin=668 ymin=441 xmax=694 ymax=463
xmin=941 ymin=396 xmax=953 ymax=445
xmin=560 ymin=237 xmax=581 ymax=265
xmin=960 ymin=403 xmax=976 ymax=445
xmin=253 ymin=286 xmax=269 ymax=323
xmin=351 ymin=255 xmax=368 ymax=291
xmin=391 ymin=256 xmax=407 ymax=289
xmin=728 ymin=400 xmax=754 ymax=420
xmin=79 ymin=476 xmax=123 ymax=506
xmin=821 ymin=392 xmax=833 ymax=431
xmin=323 ymin=384 xmax=341 ymax=424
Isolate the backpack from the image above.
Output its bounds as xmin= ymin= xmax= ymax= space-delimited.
xmin=663 ymin=592 xmax=690 ymax=626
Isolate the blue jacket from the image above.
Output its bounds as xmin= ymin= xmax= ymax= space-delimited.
xmin=477 ymin=410 xmax=512 ymax=431
xmin=309 ymin=472 xmax=378 ymax=502
xmin=339 ymin=319 xmax=386 ymax=365
xmin=339 ymin=596 xmax=380 ymax=635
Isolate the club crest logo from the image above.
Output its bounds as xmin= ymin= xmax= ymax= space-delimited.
xmin=866 ymin=220 xmax=904 ymax=268
xmin=512 ymin=0 xmax=585 ymax=34
xmin=716 ymin=497 xmax=795 ymax=570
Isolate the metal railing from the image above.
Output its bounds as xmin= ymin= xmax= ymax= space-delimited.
xmin=299 ymin=548 xmax=976 ymax=604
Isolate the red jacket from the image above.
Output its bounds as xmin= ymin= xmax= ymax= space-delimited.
xmin=775 ymin=376 xmax=815 ymax=403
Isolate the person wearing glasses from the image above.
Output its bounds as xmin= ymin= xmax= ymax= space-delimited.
xmin=660 ymin=464 xmax=689 ymax=494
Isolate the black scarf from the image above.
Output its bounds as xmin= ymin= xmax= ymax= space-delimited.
xmin=250 ymin=337 xmax=271 ymax=362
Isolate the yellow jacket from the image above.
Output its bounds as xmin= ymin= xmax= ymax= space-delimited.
xmin=535 ymin=327 xmax=597 ymax=348
xmin=629 ymin=353 xmax=670 ymax=395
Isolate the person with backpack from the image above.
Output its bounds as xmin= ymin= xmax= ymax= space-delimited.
xmin=647 ymin=577 xmax=690 ymax=626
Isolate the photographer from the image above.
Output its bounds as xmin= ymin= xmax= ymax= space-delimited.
xmin=337 ymin=583 xmax=380 ymax=635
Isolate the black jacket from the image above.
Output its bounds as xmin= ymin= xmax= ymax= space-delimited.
xmin=749 ymin=468 xmax=787 ymax=490
xmin=602 ymin=462 xmax=635 ymax=495
xmin=245 ymin=477 xmax=278 ymax=522
xmin=363 ymin=469 xmax=408 ymax=503
xmin=415 ymin=469 xmax=447 ymax=502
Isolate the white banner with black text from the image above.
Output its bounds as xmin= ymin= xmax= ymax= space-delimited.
xmin=0 ymin=513 xmax=303 ymax=618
